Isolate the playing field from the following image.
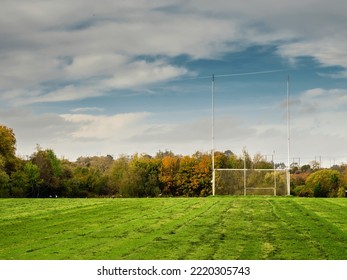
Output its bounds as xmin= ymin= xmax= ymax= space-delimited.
xmin=0 ymin=197 xmax=346 ymax=260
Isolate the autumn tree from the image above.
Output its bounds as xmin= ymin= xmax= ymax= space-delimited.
xmin=0 ymin=125 xmax=18 ymax=174
xmin=192 ymin=152 xmax=212 ymax=196
xmin=175 ymin=155 xmax=196 ymax=196
xmin=174 ymin=153 xmax=211 ymax=197
xmin=159 ymin=154 xmax=180 ymax=196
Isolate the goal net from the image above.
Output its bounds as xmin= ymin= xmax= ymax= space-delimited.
xmin=214 ymin=168 xmax=288 ymax=196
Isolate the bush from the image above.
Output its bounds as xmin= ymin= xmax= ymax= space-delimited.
xmin=313 ymin=183 xmax=328 ymax=197
xmin=292 ymin=185 xmax=313 ymax=197
xmin=337 ymin=187 xmax=347 ymax=198
xmin=305 ymin=169 xmax=342 ymax=197
xmin=0 ymin=169 xmax=10 ymax=197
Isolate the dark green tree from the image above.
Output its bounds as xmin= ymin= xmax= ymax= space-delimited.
xmin=30 ymin=147 xmax=63 ymax=197
xmin=0 ymin=157 xmax=10 ymax=197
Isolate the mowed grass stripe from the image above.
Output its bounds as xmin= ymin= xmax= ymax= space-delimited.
xmin=0 ymin=198 xmax=206 ymax=259
xmin=122 ymin=198 xmax=225 ymax=260
xmin=0 ymin=200 xmax=118 ymax=259
xmin=269 ymin=198 xmax=347 ymax=259
xmin=0 ymin=198 xmax=110 ymax=224
xmin=92 ymin=198 xmax=213 ymax=260
xmin=213 ymin=198 xmax=293 ymax=260
xmin=0 ymin=197 xmax=346 ymax=260
xmin=295 ymin=198 xmax=347 ymax=232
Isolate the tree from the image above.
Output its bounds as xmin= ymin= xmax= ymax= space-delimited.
xmin=118 ymin=154 xmax=161 ymax=197
xmin=156 ymin=150 xmax=175 ymax=159
xmin=159 ymin=155 xmax=180 ymax=196
xmin=300 ymin=164 xmax=311 ymax=173
xmin=0 ymin=125 xmax=18 ymax=174
xmin=310 ymin=160 xmax=321 ymax=170
xmin=8 ymin=161 xmax=42 ymax=197
xmin=214 ymin=152 xmax=228 ymax=168
xmin=227 ymin=152 xmax=244 ymax=169
xmin=242 ymin=148 xmax=252 ymax=169
xmin=290 ymin=162 xmax=300 ymax=174
xmin=253 ymin=153 xmax=273 ymax=169
xmin=106 ymin=155 xmax=130 ymax=196
xmin=68 ymin=166 xmax=106 ymax=197
xmin=192 ymin=153 xmax=212 ymax=196
xmin=305 ymin=169 xmax=342 ymax=197
xmin=176 ymin=155 xmax=196 ymax=196
xmin=23 ymin=162 xmax=43 ymax=198
xmin=76 ymin=155 xmax=114 ymax=172
xmin=31 ymin=148 xmax=63 ymax=197
xmin=0 ymin=157 xmax=10 ymax=197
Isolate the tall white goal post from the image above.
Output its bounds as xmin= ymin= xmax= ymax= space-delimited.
xmin=211 ymin=74 xmax=216 ymax=196
xmin=211 ymin=74 xmax=291 ymax=196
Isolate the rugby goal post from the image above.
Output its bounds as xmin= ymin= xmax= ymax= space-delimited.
xmin=214 ymin=168 xmax=289 ymax=196
xmin=210 ymin=74 xmax=291 ymax=196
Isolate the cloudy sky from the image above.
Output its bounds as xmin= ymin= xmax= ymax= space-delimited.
xmin=1 ymin=0 xmax=347 ymax=165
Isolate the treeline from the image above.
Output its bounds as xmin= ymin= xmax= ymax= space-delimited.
xmin=290 ymin=164 xmax=347 ymax=197
xmin=1 ymin=147 xmax=214 ymax=198
xmin=1 ymin=124 xmax=347 ymax=198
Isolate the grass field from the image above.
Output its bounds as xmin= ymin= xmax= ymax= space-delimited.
xmin=0 ymin=197 xmax=346 ymax=260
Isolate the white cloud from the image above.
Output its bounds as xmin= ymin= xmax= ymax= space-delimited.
xmin=1 ymin=109 xmax=154 ymax=159
xmin=183 ymin=0 xmax=347 ymax=71
xmin=0 ymin=109 xmax=75 ymax=157
xmin=283 ymin=88 xmax=347 ymax=163
xmin=61 ymin=112 xmax=152 ymax=140
xmin=70 ymin=107 xmax=104 ymax=113
xmin=277 ymin=39 xmax=347 ymax=70
xmin=298 ymin=88 xmax=347 ymax=112
xmin=103 ymin=60 xmax=188 ymax=89
xmin=5 ymin=85 xmax=103 ymax=106
xmin=1 ymin=0 xmax=347 ymax=107
xmin=318 ymin=70 xmax=347 ymax=79
xmin=284 ymin=88 xmax=347 ymax=142
xmin=64 ymin=54 xmax=128 ymax=80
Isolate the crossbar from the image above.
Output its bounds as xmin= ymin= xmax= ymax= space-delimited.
xmin=246 ymin=188 xmax=275 ymax=190
xmin=214 ymin=168 xmax=286 ymax=171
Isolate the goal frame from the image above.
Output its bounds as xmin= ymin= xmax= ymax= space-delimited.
xmin=213 ymin=168 xmax=289 ymax=196
xmin=210 ymin=74 xmax=291 ymax=196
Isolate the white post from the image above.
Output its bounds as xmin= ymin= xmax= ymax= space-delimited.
xmin=286 ymin=75 xmax=291 ymax=195
xmin=243 ymin=152 xmax=247 ymax=196
xmin=212 ymin=74 xmax=215 ymax=196
xmin=273 ymin=151 xmax=277 ymax=196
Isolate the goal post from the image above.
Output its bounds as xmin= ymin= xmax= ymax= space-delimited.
xmin=210 ymin=74 xmax=292 ymax=196
xmin=214 ymin=168 xmax=289 ymax=196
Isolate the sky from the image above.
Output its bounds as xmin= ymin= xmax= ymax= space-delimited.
xmin=1 ymin=0 xmax=347 ymax=166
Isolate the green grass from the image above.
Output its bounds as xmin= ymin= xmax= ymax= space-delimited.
xmin=0 ymin=197 xmax=346 ymax=260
